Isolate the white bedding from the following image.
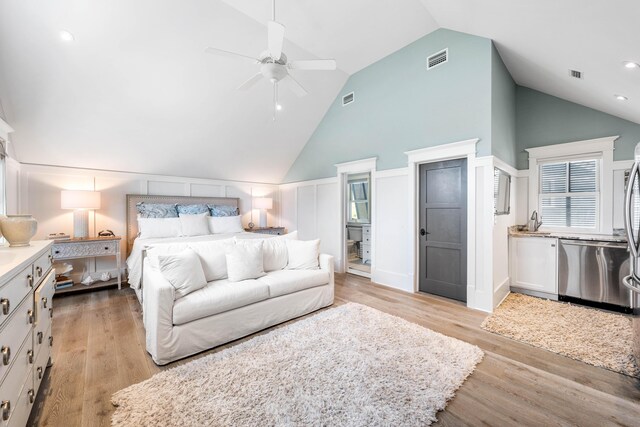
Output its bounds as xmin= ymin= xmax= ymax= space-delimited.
xmin=126 ymin=232 xmax=273 ymax=293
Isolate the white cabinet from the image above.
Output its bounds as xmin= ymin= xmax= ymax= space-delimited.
xmin=509 ymin=236 xmax=558 ymax=297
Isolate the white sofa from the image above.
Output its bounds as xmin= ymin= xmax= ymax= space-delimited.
xmin=142 ymin=250 xmax=334 ymax=365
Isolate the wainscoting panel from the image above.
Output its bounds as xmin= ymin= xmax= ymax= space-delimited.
xmin=190 ymin=184 xmax=225 ymax=198
xmin=147 ymin=180 xmax=187 ymax=196
xmin=316 ymin=183 xmax=339 ymax=260
xmin=296 ymin=185 xmax=317 ymax=241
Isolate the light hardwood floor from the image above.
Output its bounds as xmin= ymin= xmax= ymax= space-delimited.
xmin=29 ymin=274 xmax=640 ymax=426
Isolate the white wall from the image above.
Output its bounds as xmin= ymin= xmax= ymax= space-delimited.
xmin=5 ymin=157 xmax=21 ymax=214
xmin=18 ymin=163 xmax=279 ymax=282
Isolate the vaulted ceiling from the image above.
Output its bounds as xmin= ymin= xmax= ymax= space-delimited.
xmin=0 ymin=0 xmax=637 ymax=183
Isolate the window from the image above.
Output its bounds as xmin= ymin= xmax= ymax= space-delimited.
xmin=348 ymin=177 xmax=370 ymax=224
xmin=538 ymin=158 xmax=599 ymax=229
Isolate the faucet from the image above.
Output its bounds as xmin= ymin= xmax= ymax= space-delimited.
xmin=530 ymin=210 xmax=543 ymax=231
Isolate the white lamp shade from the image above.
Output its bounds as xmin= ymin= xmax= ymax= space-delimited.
xmin=61 ymin=190 xmax=101 ymax=210
xmin=253 ymin=197 xmax=273 ymax=210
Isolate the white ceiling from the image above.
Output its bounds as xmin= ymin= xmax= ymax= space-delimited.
xmin=0 ymin=0 xmax=638 ymax=183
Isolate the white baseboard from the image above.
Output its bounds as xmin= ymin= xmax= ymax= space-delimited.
xmin=493 ymin=277 xmax=511 ymax=309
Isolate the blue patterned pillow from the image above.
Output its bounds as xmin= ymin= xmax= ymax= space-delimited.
xmin=177 ymin=204 xmax=209 ymax=215
xmin=136 ymin=202 xmax=178 ymax=218
xmin=208 ymin=204 xmax=239 ymax=217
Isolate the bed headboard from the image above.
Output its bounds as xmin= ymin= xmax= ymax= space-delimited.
xmin=125 ymin=194 xmax=240 ymax=256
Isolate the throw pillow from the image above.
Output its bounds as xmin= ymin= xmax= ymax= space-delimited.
xmin=179 ymin=213 xmax=211 ymax=237
xmin=208 ymin=215 xmax=244 ymax=234
xmin=189 ymin=239 xmax=236 ymax=281
xmin=226 ymin=241 xmax=266 ymax=282
xmin=235 ymin=237 xmax=288 ymax=272
xmin=157 ymin=248 xmax=207 ymax=299
xmin=286 ymin=239 xmax=320 ymax=270
xmin=138 ymin=218 xmax=182 ymax=239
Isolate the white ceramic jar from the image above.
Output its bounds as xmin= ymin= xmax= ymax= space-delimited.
xmin=0 ymin=214 xmax=38 ymax=247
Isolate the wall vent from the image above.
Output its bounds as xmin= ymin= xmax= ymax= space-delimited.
xmin=342 ymin=92 xmax=355 ymax=106
xmin=569 ymin=69 xmax=583 ymax=79
xmin=427 ymin=48 xmax=448 ymax=70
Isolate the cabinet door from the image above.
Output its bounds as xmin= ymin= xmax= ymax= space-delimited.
xmin=510 ymin=237 xmax=558 ymax=294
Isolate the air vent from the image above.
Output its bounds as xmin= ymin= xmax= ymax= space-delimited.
xmin=342 ymin=92 xmax=354 ymax=106
xmin=569 ymin=69 xmax=583 ymax=79
xmin=427 ymin=48 xmax=448 ymax=70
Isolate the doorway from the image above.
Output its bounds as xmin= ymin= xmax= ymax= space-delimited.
xmin=418 ymin=158 xmax=467 ymax=302
xmin=346 ymin=172 xmax=371 ymax=277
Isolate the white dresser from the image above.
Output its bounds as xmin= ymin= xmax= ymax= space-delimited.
xmin=0 ymin=241 xmax=54 ymax=427
xmin=362 ymin=225 xmax=371 ymax=264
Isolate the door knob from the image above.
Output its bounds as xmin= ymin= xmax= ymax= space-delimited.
xmin=420 ymin=228 xmax=429 ymax=236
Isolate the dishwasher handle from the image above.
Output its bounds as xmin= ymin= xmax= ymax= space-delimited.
xmin=559 ymin=240 xmax=628 ymax=249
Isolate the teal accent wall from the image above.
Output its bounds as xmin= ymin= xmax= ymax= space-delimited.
xmin=516 ymin=87 xmax=640 ymax=169
xmin=490 ymin=44 xmax=517 ymax=168
xmin=284 ymin=29 xmax=493 ymax=183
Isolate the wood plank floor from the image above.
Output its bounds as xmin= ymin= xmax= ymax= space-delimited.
xmin=29 ymin=274 xmax=640 ymax=426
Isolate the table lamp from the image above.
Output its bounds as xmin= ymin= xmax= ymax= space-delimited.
xmin=253 ymin=197 xmax=272 ymax=228
xmin=61 ymin=190 xmax=101 ymax=238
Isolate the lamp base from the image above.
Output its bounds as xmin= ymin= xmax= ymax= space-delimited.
xmin=73 ymin=210 xmax=89 ymax=239
xmin=259 ymin=210 xmax=268 ymax=228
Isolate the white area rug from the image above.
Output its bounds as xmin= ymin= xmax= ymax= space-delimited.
xmin=112 ymin=303 xmax=483 ymax=426
xmin=482 ymin=293 xmax=639 ymax=377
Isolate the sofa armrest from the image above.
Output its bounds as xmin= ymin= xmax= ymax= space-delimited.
xmin=142 ymin=263 xmax=176 ymax=364
xmin=319 ymin=254 xmax=334 ymax=286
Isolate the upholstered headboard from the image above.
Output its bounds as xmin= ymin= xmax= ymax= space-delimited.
xmin=125 ymin=194 xmax=240 ymax=256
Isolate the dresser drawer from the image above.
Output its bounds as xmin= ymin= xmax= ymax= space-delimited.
xmin=4 ymin=370 xmax=34 ymax=427
xmin=0 ymin=265 xmax=34 ymax=327
xmin=362 ymin=244 xmax=371 ymax=261
xmin=0 ymin=298 xmax=33 ymax=384
xmin=33 ymin=251 xmax=53 ymax=286
xmin=0 ymin=334 xmax=32 ymax=426
xmin=33 ymin=324 xmax=51 ymax=395
xmin=52 ymin=240 xmax=118 ymax=259
xmin=34 ymin=270 xmax=55 ymax=327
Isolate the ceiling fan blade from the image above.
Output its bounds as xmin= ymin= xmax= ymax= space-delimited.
xmin=281 ymin=75 xmax=308 ymax=97
xmin=237 ymin=73 xmax=264 ymax=91
xmin=205 ymin=47 xmax=258 ymax=62
xmin=267 ymin=21 xmax=285 ymax=60
xmin=288 ymin=59 xmax=337 ymax=71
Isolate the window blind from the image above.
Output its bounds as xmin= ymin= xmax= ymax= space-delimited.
xmin=539 ymin=159 xmax=598 ymax=229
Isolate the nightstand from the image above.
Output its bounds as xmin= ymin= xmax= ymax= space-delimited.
xmin=51 ymin=236 xmax=122 ymax=294
xmin=244 ymin=227 xmax=286 ymax=235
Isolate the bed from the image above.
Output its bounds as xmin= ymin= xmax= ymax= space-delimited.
xmin=125 ymin=194 xmax=273 ymax=302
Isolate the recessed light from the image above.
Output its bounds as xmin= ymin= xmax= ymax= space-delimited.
xmin=623 ymin=61 xmax=640 ymax=69
xmin=276 ymin=104 xmax=282 ymax=111
xmin=59 ymin=30 xmax=75 ymax=42
xmin=615 ymin=94 xmax=628 ymax=101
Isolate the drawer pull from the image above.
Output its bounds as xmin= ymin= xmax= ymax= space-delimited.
xmin=0 ymin=298 xmax=8 ymax=315
xmin=27 ymin=274 xmax=33 ymax=288
xmin=42 ymin=296 xmax=48 ymax=309
xmin=36 ymin=266 xmax=43 ymax=277
xmin=49 ymin=336 xmax=53 ymax=346
xmin=48 ymin=254 xmax=53 ymax=264
xmin=37 ymin=331 xmax=43 ymax=344
xmin=27 ymin=349 xmax=34 ymax=364
xmin=1 ymin=346 xmax=10 ymax=365
xmin=37 ymin=366 xmax=43 ymax=379
xmin=1 ymin=400 xmax=9 ymax=421
xmin=28 ymin=389 xmax=35 ymax=404
xmin=50 ymin=308 xmax=53 ymax=318
xmin=28 ymin=309 xmax=34 ymax=324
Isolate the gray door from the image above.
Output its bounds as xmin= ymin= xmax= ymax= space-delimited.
xmin=419 ymin=159 xmax=467 ymax=302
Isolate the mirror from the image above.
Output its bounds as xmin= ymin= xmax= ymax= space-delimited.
xmin=494 ymin=167 xmax=511 ymax=215
xmin=348 ymin=174 xmax=370 ymax=224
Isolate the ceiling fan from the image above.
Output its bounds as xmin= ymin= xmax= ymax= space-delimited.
xmin=205 ymin=0 xmax=337 ymax=119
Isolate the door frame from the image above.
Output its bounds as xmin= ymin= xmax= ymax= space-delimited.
xmin=335 ymin=157 xmax=377 ymax=275
xmin=406 ymin=139 xmax=478 ymax=301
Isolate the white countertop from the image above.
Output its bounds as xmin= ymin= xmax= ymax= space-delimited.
xmin=508 ymin=227 xmax=627 ymax=243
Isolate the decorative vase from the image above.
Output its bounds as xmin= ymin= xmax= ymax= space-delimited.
xmin=100 ymin=272 xmax=111 ymax=282
xmin=0 ymin=215 xmax=38 ymax=247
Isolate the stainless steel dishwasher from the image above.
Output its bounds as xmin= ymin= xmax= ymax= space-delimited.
xmin=558 ymin=239 xmax=633 ymax=312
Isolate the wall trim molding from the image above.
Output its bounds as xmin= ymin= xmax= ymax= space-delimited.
xmin=613 ymin=160 xmax=634 ymax=170
xmin=525 ymin=135 xmax=618 ymax=159
xmin=406 ymin=138 xmax=480 ymax=310
xmin=279 ymin=176 xmax=338 ymax=189
xmin=335 ymin=157 xmax=377 ymax=174
xmin=374 ymin=167 xmax=408 ymax=178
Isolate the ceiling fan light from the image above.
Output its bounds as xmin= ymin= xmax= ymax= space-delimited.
xmin=59 ymin=30 xmax=75 ymax=42
xmin=615 ymin=94 xmax=628 ymax=101
xmin=276 ymin=104 xmax=283 ymax=111
xmin=623 ymin=61 xmax=640 ymax=69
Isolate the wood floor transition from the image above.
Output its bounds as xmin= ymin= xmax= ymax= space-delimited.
xmin=29 ymin=273 xmax=640 ymax=426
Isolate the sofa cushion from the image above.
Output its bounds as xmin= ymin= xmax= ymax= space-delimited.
xmin=173 ymin=279 xmax=270 ymax=325
xmin=285 ymin=239 xmax=320 ymax=270
xmin=257 ymin=269 xmax=329 ymax=298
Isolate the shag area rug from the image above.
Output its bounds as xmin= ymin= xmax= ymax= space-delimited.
xmin=482 ymin=293 xmax=639 ymax=378
xmin=112 ymin=303 xmax=483 ymax=426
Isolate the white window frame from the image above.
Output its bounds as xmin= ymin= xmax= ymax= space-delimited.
xmin=526 ymin=136 xmax=617 ymax=235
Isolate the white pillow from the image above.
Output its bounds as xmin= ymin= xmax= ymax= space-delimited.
xmin=138 ymin=218 xmax=182 ymax=239
xmin=226 ymin=241 xmax=266 ymax=282
xmin=157 ymin=248 xmax=207 ymax=299
xmin=208 ymin=215 xmax=244 ymax=234
xmin=188 ymin=239 xmax=235 ymax=281
xmin=286 ymin=239 xmax=320 ymax=270
xmin=235 ymin=236 xmax=290 ymax=272
xmin=179 ymin=213 xmax=211 ymax=237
